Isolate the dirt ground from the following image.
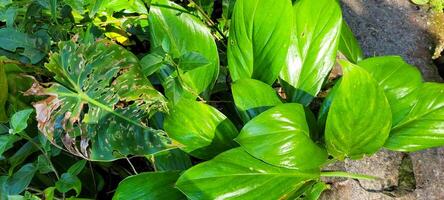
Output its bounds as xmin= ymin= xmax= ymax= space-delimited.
xmin=320 ymin=1 xmax=444 ymax=199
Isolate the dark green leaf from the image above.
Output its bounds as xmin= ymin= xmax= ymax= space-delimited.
xmin=28 ymin=40 xmax=175 ymax=161
xmin=222 ymin=0 xmax=236 ymax=19
xmin=152 ymin=149 xmax=192 ymax=171
xmin=339 ymin=21 xmax=364 ymax=63
xmin=112 ymin=171 xmax=186 ymax=200
xmin=227 ymin=0 xmax=292 ymax=84
xmin=0 ymin=28 xmax=46 ymax=64
xmin=194 ymin=0 xmax=214 ymax=16
xmin=176 ymin=148 xmax=318 ymax=200
xmin=67 ymin=160 xmax=86 ymax=176
xmin=8 ymin=163 xmax=37 ymax=195
xmin=9 ymin=138 xmax=39 ymax=170
xmin=9 ymin=109 xmax=33 ymax=134
xmin=0 ymin=60 xmax=7 ymax=122
xmin=325 ymin=61 xmax=391 ymax=160
xmin=280 ymin=0 xmax=342 ymax=105
xmin=236 ymin=103 xmax=327 ymax=170
xmin=231 ymin=78 xmax=282 ymax=123
xmin=163 ymin=99 xmax=238 ymax=159
xmin=0 ymin=134 xmax=16 ymax=156
xmin=36 ymin=155 xmax=53 ymax=174
xmin=0 ymin=176 xmax=8 ymax=200
xmin=55 ymin=173 xmax=81 ymax=196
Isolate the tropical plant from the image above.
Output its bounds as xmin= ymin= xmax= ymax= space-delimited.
xmin=0 ymin=0 xmax=443 ymax=199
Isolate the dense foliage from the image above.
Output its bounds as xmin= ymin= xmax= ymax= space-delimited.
xmin=0 ymin=0 xmax=443 ymax=199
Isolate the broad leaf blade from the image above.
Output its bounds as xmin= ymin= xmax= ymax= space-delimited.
xmin=28 ymin=40 xmax=175 ymax=161
xmin=163 ymin=99 xmax=238 ymax=159
xmin=339 ymin=21 xmax=364 ymax=63
xmin=9 ymin=109 xmax=33 ymax=134
xmin=8 ymin=163 xmax=37 ymax=195
xmin=280 ymin=0 xmax=342 ymax=105
xmin=152 ymin=149 xmax=192 ymax=171
xmin=227 ymin=0 xmax=293 ymax=84
xmin=325 ymin=61 xmax=391 ymax=160
xmin=176 ymin=148 xmax=318 ymax=200
xmin=236 ymin=103 xmax=327 ymax=170
xmin=113 ymin=171 xmax=186 ymax=200
xmin=231 ymin=78 xmax=282 ymax=123
xmin=0 ymin=28 xmax=46 ymax=64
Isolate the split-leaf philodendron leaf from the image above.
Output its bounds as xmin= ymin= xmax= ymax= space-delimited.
xmin=27 ymin=40 xmax=176 ymax=161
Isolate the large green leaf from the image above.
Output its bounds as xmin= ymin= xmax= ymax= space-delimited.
xmin=0 ymin=28 xmax=46 ymax=64
xmin=280 ymin=0 xmax=342 ymax=105
xmin=7 ymin=163 xmax=37 ymax=195
xmin=227 ymin=0 xmax=293 ymax=84
xmin=176 ymin=148 xmax=318 ymax=200
xmin=325 ymin=61 xmax=391 ymax=160
xmin=358 ymin=56 xmax=423 ymax=125
xmin=163 ymin=99 xmax=238 ymax=159
xmin=385 ymin=83 xmax=444 ymax=151
xmin=113 ymin=171 xmax=186 ymax=200
xmin=27 ymin=40 xmax=176 ymax=161
xmin=236 ymin=103 xmax=327 ymax=170
xmin=148 ymin=0 xmax=219 ymax=101
xmin=339 ymin=21 xmax=363 ymax=64
xmin=231 ymin=78 xmax=282 ymax=123
xmin=0 ymin=61 xmax=7 ymax=122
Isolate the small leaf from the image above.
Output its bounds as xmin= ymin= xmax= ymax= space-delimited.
xmin=8 ymin=163 xmax=37 ymax=195
xmin=178 ymin=51 xmax=210 ymax=71
xmin=55 ymin=173 xmax=81 ymax=196
xmin=0 ymin=134 xmax=16 ymax=156
xmin=43 ymin=187 xmax=55 ymax=200
xmin=231 ymin=78 xmax=282 ymax=123
xmin=36 ymin=155 xmax=53 ymax=174
xmin=339 ymin=21 xmax=364 ymax=63
xmin=163 ymin=99 xmax=238 ymax=159
xmin=228 ymin=0 xmax=293 ymax=84
xmin=140 ymin=47 xmax=166 ymax=77
xmin=176 ymin=148 xmax=319 ymax=199
xmin=112 ymin=171 xmax=186 ymax=200
xmin=9 ymin=109 xmax=33 ymax=134
xmin=67 ymin=160 xmax=86 ymax=176
xmin=236 ymin=103 xmax=327 ymax=170
xmin=325 ymin=61 xmax=391 ymax=160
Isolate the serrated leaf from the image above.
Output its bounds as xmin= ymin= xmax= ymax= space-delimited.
xmin=325 ymin=61 xmax=391 ymax=160
xmin=149 ymin=0 xmax=219 ymax=101
xmin=176 ymin=148 xmax=318 ymax=200
xmin=227 ymin=0 xmax=292 ymax=84
xmin=27 ymin=40 xmax=175 ymax=161
xmin=163 ymin=99 xmax=238 ymax=159
xmin=280 ymin=0 xmax=342 ymax=105
xmin=231 ymin=78 xmax=282 ymax=123
xmin=9 ymin=109 xmax=33 ymax=134
xmin=236 ymin=103 xmax=327 ymax=170
xmin=0 ymin=28 xmax=46 ymax=64
xmin=113 ymin=171 xmax=186 ymax=200
xmin=339 ymin=21 xmax=364 ymax=63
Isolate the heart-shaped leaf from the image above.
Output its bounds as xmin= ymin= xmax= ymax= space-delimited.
xmin=227 ymin=0 xmax=293 ymax=84
xmin=280 ymin=0 xmax=342 ymax=105
xmin=27 ymin=40 xmax=175 ymax=161
xmin=231 ymin=78 xmax=282 ymax=123
xmin=163 ymin=99 xmax=238 ymax=159
xmin=176 ymin=148 xmax=318 ymax=200
xmin=236 ymin=103 xmax=327 ymax=170
xmin=325 ymin=61 xmax=391 ymax=160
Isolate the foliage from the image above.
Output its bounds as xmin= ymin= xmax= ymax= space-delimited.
xmin=0 ymin=0 xmax=443 ymax=199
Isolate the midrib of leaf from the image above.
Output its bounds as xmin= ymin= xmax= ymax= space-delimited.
xmin=392 ymin=101 xmax=444 ymax=131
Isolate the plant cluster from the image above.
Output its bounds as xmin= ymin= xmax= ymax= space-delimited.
xmin=0 ymin=0 xmax=443 ymax=199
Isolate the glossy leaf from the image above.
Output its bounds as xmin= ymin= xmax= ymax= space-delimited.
xmin=385 ymin=83 xmax=444 ymax=151
xmin=27 ymin=40 xmax=175 ymax=161
xmin=0 ymin=61 xmax=6 ymax=122
xmin=227 ymin=0 xmax=293 ymax=84
xmin=236 ymin=103 xmax=327 ymax=170
xmin=9 ymin=109 xmax=33 ymax=134
xmin=178 ymin=51 xmax=210 ymax=71
xmin=152 ymin=149 xmax=192 ymax=171
xmin=339 ymin=21 xmax=364 ymax=63
xmin=0 ymin=28 xmax=46 ymax=64
xmin=325 ymin=61 xmax=391 ymax=160
xmin=280 ymin=0 xmax=342 ymax=105
xmin=358 ymin=56 xmax=423 ymax=125
xmin=113 ymin=171 xmax=186 ymax=200
xmin=231 ymin=78 xmax=282 ymax=123
xmin=163 ymin=99 xmax=238 ymax=159
xmin=8 ymin=163 xmax=37 ymax=195
xmin=149 ymin=0 xmax=219 ymax=100
xmin=176 ymin=148 xmax=318 ymax=200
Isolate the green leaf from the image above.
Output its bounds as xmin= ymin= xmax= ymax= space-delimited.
xmin=149 ymin=0 xmax=219 ymax=100
xmin=358 ymin=56 xmax=423 ymax=125
xmin=36 ymin=155 xmax=53 ymax=174
xmin=67 ymin=160 xmax=86 ymax=176
xmin=27 ymin=40 xmax=175 ymax=161
xmin=0 ymin=28 xmax=46 ymax=64
xmin=8 ymin=163 xmax=37 ymax=195
xmin=164 ymin=99 xmax=238 ymax=159
xmin=339 ymin=21 xmax=363 ymax=63
xmin=0 ymin=61 xmax=7 ymax=122
xmin=302 ymin=182 xmax=330 ymax=200
xmin=325 ymin=61 xmax=391 ymax=160
xmin=194 ymin=0 xmax=214 ymax=16
xmin=113 ymin=171 xmax=186 ymax=200
xmin=227 ymin=0 xmax=292 ymax=84
xmin=385 ymin=83 xmax=444 ymax=151
xmin=178 ymin=51 xmax=210 ymax=71
xmin=9 ymin=109 xmax=33 ymax=134
xmin=55 ymin=173 xmax=81 ymax=196
xmin=0 ymin=134 xmax=16 ymax=156
xmin=9 ymin=138 xmax=39 ymax=170
xmin=176 ymin=148 xmax=319 ymax=200
xmin=140 ymin=47 xmax=166 ymax=77
xmin=236 ymin=103 xmax=327 ymax=170
xmin=152 ymin=149 xmax=192 ymax=171
xmin=411 ymin=0 xmax=429 ymax=5
xmin=280 ymin=0 xmax=342 ymax=105
xmin=43 ymin=187 xmax=55 ymax=200
xmin=231 ymin=78 xmax=282 ymax=123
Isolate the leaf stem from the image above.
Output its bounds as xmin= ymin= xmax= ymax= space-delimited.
xmin=320 ymin=171 xmax=379 ymax=181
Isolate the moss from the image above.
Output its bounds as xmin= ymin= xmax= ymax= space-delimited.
xmin=430 ymin=12 xmax=444 ymax=59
